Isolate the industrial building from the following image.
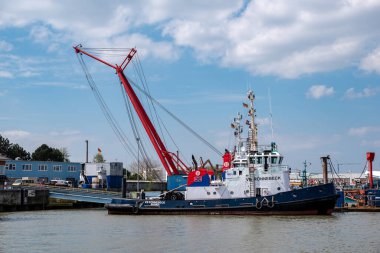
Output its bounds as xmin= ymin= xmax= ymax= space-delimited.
xmin=289 ymin=172 xmax=369 ymax=188
xmin=82 ymin=162 xmax=123 ymax=190
xmin=0 ymin=154 xmax=125 ymax=190
xmin=2 ymin=159 xmax=81 ymax=185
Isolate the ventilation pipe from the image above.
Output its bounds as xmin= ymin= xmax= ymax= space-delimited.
xmin=321 ymin=156 xmax=329 ymax=184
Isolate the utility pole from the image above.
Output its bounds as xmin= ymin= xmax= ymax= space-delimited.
xmin=85 ymin=140 xmax=89 ymax=163
xmin=137 ymin=137 xmax=140 ymax=193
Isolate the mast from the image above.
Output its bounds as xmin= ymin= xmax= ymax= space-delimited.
xmin=232 ymin=112 xmax=243 ymax=157
xmin=74 ymin=46 xmax=180 ymax=176
xmin=246 ymin=90 xmax=257 ymax=197
xmin=247 ymin=90 xmax=258 ymax=153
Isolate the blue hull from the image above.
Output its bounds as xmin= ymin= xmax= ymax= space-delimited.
xmin=105 ymin=183 xmax=338 ymax=215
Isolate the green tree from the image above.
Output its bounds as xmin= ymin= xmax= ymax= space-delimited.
xmin=60 ymin=148 xmax=70 ymax=162
xmin=128 ymin=172 xmax=143 ymax=180
xmin=0 ymin=134 xmax=31 ymax=160
xmin=7 ymin=144 xmax=31 ymax=160
xmin=0 ymin=135 xmax=11 ymax=155
xmin=128 ymin=158 xmax=162 ymax=181
xmin=93 ymin=153 xmax=105 ymax=163
xmin=32 ymin=144 xmax=64 ymax=162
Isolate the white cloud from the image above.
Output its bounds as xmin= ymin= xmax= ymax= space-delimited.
xmin=0 ymin=129 xmax=86 ymax=157
xmin=163 ymin=0 xmax=380 ymax=78
xmin=1 ymin=1 xmax=380 ymax=77
xmin=27 ymin=81 xmax=89 ymax=89
xmin=277 ymin=133 xmax=341 ymax=152
xmin=30 ymin=25 xmax=53 ymax=43
xmin=360 ymin=47 xmax=380 ymax=74
xmin=345 ymin=87 xmax=380 ymax=99
xmin=0 ymin=130 xmax=31 ymax=139
xmin=49 ymin=130 xmax=81 ymax=136
xmin=256 ymin=117 xmax=271 ymax=126
xmin=0 ymin=70 xmax=13 ymax=78
xmin=306 ymin=85 xmax=334 ymax=99
xmin=157 ymin=92 xmax=245 ymax=105
xmin=0 ymin=40 xmax=13 ymax=51
xmin=348 ymin=126 xmax=380 ymax=136
xmin=0 ymin=52 xmax=85 ymax=84
xmin=20 ymin=71 xmax=39 ymax=77
xmin=360 ymin=139 xmax=380 ymax=147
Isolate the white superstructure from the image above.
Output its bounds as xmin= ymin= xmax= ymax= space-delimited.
xmin=185 ymin=90 xmax=290 ymax=200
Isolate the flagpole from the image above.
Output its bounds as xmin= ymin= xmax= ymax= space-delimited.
xmin=268 ymin=88 xmax=274 ymax=141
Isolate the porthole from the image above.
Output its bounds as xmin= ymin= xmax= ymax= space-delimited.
xmin=277 ymin=187 xmax=281 ymax=191
xmin=207 ymin=192 xmax=210 ymax=195
xmin=213 ymin=192 xmax=217 ymax=195
xmin=230 ymin=191 xmax=234 ymax=195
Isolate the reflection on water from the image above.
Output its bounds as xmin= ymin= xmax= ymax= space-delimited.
xmin=0 ymin=210 xmax=379 ymax=253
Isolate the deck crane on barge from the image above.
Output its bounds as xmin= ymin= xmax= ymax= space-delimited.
xmin=74 ymin=45 xmax=206 ymax=198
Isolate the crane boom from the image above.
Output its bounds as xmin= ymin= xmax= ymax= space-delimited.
xmin=74 ymin=46 xmax=180 ymax=175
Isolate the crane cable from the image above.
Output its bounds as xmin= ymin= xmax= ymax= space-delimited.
xmin=78 ymin=48 xmax=165 ymax=180
xmin=76 ymin=53 xmax=137 ymax=160
xmin=131 ymin=54 xmax=190 ymax=165
xmin=119 ymin=81 xmax=163 ymax=181
xmin=78 ymin=47 xmax=222 ymax=158
xmin=358 ymin=161 xmax=368 ymax=179
xmin=128 ymin=78 xmax=223 ymax=157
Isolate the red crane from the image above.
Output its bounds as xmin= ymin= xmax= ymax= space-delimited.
xmin=74 ymin=46 xmax=188 ymax=176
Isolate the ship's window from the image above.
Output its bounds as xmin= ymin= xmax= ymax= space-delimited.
xmin=249 ymin=157 xmax=255 ymax=164
xmin=277 ymin=187 xmax=281 ymax=191
xmin=233 ymin=171 xmax=237 ymax=175
xmin=230 ymin=191 xmax=234 ymax=195
xmin=207 ymin=192 xmax=210 ymax=195
xmin=279 ymin=157 xmax=283 ymax=164
xmin=213 ymin=192 xmax=217 ymax=195
xmin=257 ymin=157 xmax=262 ymax=164
xmin=271 ymin=157 xmax=278 ymax=164
xmin=239 ymin=171 xmax=242 ymax=175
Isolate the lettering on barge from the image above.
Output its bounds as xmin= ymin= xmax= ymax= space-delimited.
xmin=254 ymin=176 xmax=281 ymax=181
xmin=144 ymin=200 xmax=165 ymax=206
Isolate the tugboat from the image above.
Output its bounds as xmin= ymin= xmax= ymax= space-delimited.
xmin=105 ymin=90 xmax=338 ymax=215
xmin=74 ymin=46 xmax=339 ymax=215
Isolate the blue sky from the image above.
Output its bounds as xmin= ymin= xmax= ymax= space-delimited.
xmin=1 ymin=0 xmax=380 ymax=173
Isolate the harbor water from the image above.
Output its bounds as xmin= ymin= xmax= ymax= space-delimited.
xmin=0 ymin=209 xmax=379 ymax=253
